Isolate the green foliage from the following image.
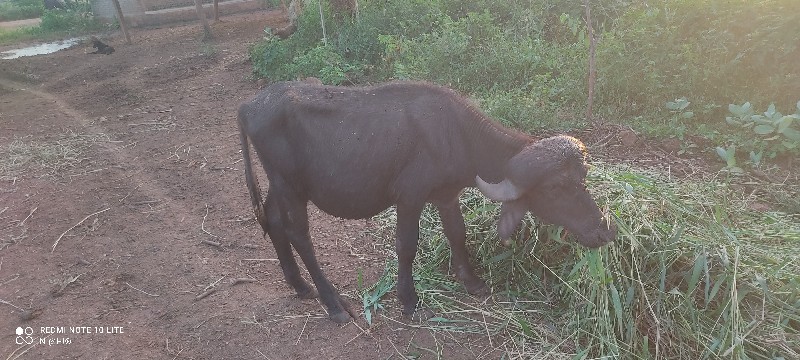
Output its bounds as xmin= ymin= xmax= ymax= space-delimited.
xmin=250 ymin=0 xmax=447 ymax=84
xmin=38 ymin=0 xmax=103 ymax=34
xmin=288 ymin=43 xmax=362 ymax=84
xmin=665 ymin=98 xmax=694 ymax=138
xmin=250 ymin=1 xmax=346 ymax=83
xmin=710 ymin=101 xmax=800 ymax=169
xmin=725 ymin=102 xmax=800 ymax=159
xmin=715 ymin=145 xmax=742 ymax=173
xmin=0 ymin=0 xmax=108 ymax=45
xmin=598 ymin=0 xmax=800 ymax=117
xmin=0 ymin=26 xmax=35 ymax=45
xmin=386 ymin=12 xmax=585 ymax=93
xmin=0 ymin=0 xmax=43 ymax=22
xmin=357 ymin=265 xmax=395 ymax=326
xmin=250 ymin=0 xmax=591 ymax=129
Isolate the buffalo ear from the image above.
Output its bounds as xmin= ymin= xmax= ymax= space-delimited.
xmin=508 ymin=135 xmax=586 ymax=189
xmin=498 ymin=199 xmax=527 ymax=240
xmin=506 ymin=150 xmax=559 ymax=190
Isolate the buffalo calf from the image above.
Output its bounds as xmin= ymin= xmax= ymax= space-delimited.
xmin=237 ymin=81 xmax=616 ymax=323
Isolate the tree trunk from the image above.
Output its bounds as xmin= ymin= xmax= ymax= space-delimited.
xmin=213 ymin=0 xmax=219 ymax=22
xmin=585 ymin=0 xmax=597 ymax=122
xmin=193 ymin=0 xmax=213 ymax=40
xmin=318 ymin=0 xmax=327 ymax=46
xmin=111 ymin=0 xmax=131 ymax=44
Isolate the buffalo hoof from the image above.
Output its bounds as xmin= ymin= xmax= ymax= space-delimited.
xmin=464 ymin=280 xmax=489 ymax=297
xmin=296 ymin=287 xmax=318 ymax=299
xmin=329 ymin=311 xmax=353 ymax=324
xmin=326 ymin=292 xmax=356 ymax=324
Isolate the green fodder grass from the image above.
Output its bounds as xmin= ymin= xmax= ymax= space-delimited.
xmin=366 ymin=164 xmax=799 ymax=359
xmin=0 ymin=132 xmax=110 ymax=181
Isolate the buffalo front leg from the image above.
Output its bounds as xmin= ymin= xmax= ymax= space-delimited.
xmin=395 ymin=203 xmax=424 ymax=317
xmin=263 ymin=191 xmax=317 ymax=299
xmin=436 ymin=197 xmax=488 ymax=295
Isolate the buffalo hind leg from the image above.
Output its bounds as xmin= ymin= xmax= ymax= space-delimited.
xmin=269 ymin=180 xmax=355 ymax=323
xmin=263 ymin=191 xmax=317 ymax=299
xmin=284 ymin=202 xmax=355 ymax=323
xmin=436 ymin=197 xmax=488 ymax=295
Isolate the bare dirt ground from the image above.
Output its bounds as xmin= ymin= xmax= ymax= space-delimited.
xmin=0 ymin=10 xmax=494 ymax=359
xmin=0 ymin=18 xmax=41 ymax=30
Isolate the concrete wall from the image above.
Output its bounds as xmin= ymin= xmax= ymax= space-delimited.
xmin=92 ymin=0 xmax=145 ymax=22
xmin=92 ymin=0 xmax=266 ymax=27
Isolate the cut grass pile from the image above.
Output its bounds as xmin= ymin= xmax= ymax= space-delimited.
xmin=0 ymin=132 xmax=109 ymax=180
xmin=364 ymin=163 xmax=799 ymax=359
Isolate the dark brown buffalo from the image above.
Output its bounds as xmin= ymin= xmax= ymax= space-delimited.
xmin=237 ymin=81 xmax=616 ymax=323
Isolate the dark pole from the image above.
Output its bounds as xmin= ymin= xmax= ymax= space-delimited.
xmin=213 ymin=0 xmax=219 ymax=22
xmin=584 ymin=0 xmax=596 ymax=122
xmin=192 ymin=0 xmax=213 ymax=40
xmin=111 ymin=0 xmax=131 ymax=44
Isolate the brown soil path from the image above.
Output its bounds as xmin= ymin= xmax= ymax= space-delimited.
xmin=0 ymin=18 xmax=41 ymax=30
xmin=0 ymin=10 xmax=495 ymax=359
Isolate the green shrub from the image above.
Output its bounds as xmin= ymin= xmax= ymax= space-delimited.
xmin=250 ymin=0 xmax=447 ymax=83
xmin=718 ymin=101 xmax=800 ymax=168
xmin=39 ymin=5 xmax=103 ymax=33
xmin=0 ymin=0 xmax=43 ymax=22
xmin=597 ymin=0 xmax=800 ymax=119
xmin=0 ymin=0 xmax=110 ymax=45
xmin=286 ymin=43 xmax=362 ymax=84
xmin=383 ymin=11 xmax=588 ymax=127
xmin=250 ymin=0 xmax=339 ymax=82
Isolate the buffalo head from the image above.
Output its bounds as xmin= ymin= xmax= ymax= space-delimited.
xmin=476 ymin=135 xmax=616 ymax=248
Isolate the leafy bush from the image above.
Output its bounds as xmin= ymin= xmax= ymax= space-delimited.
xmin=597 ymin=0 xmax=800 ymax=118
xmin=38 ymin=0 xmax=103 ymax=33
xmin=718 ymin=101 xmax=800 ymax=168
xmin=249 ymin=0 xmax=357 ymax=83
xmin=285 ymin=43 xmax=362 ymax=84
xmin=251 ymin=1 xmax=603 ymax=128
xmin=250 ymin=0 xmax=448 ymax=84
xmin=0 ymin=0 xmax=109 ymax=45
xmin=0 ymin=0 xmax=43 ymax=22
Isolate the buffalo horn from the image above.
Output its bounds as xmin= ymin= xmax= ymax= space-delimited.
xmin=475 ymin=176 xmax=522 ymax=202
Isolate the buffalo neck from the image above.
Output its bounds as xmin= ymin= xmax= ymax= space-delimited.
xmin=461 ymin=106 xmax=531 ymax=182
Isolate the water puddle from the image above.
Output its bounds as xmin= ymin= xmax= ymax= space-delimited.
xmin=1 ymin=37 xmax=83 ymax=60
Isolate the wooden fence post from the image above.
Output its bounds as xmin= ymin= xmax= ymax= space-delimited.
xmin=192 ymin=0 xmax=213 ymax=40
xmin=213 ymin=0 xmax=219 ymax=22
xmin=111 ymin=0 xmax=131 ymax=44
